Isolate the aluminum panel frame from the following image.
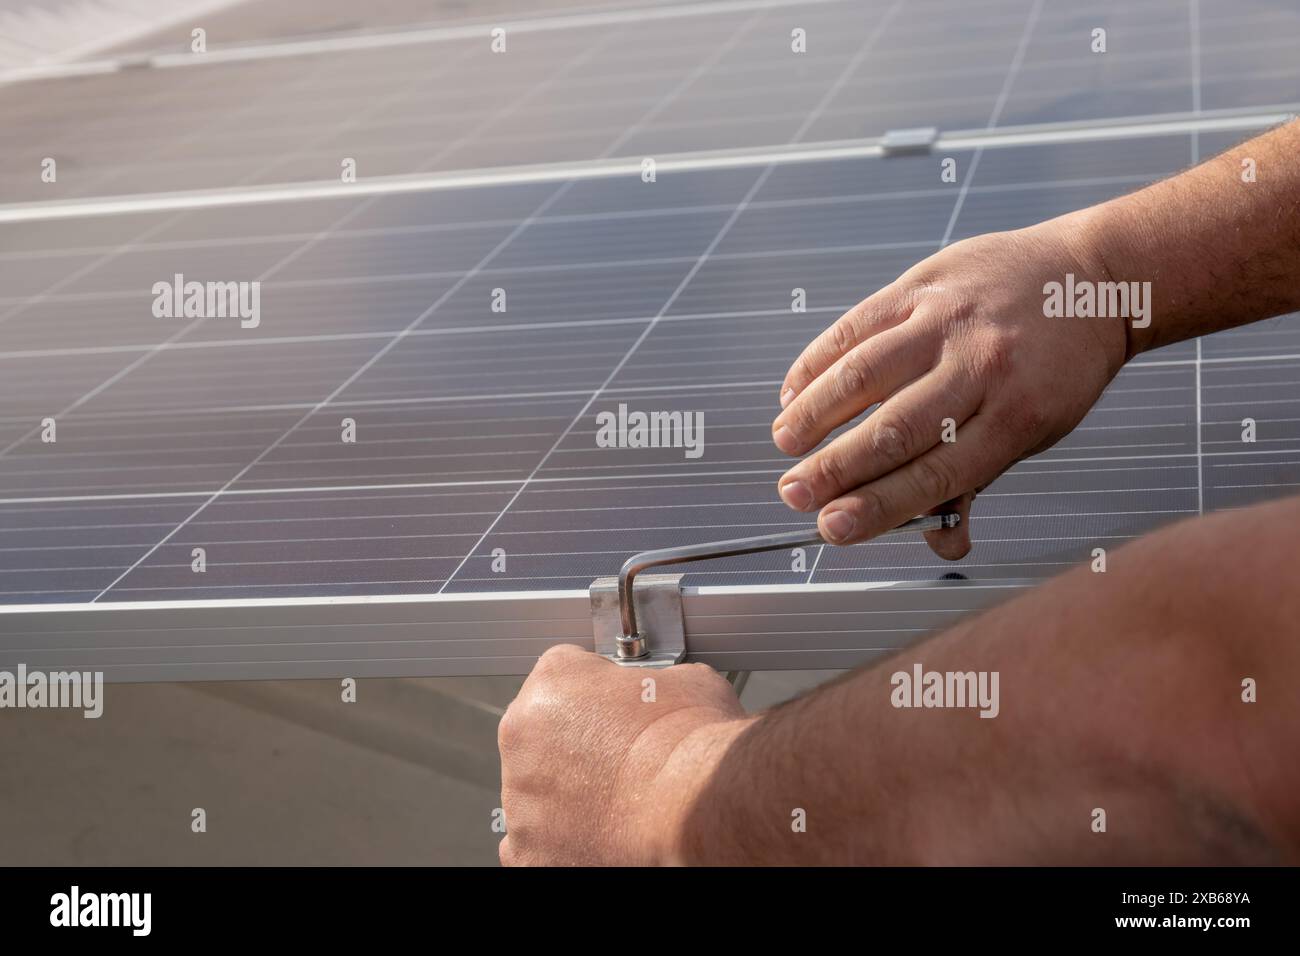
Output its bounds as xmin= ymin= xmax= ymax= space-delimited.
xmin=0 ymin=578 xmax=1029 ymax=682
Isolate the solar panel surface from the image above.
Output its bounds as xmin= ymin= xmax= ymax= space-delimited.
xmin=3 ymin=0 xmax=1297 ymax=200
xmin=3 ymin=128 xmax=1297 ymax=605
xmin=1 ymin=0 xmax=1298 ymax=679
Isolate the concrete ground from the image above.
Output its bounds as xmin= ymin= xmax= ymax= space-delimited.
xmin=0 ymin=670 xmax=833 ymax=865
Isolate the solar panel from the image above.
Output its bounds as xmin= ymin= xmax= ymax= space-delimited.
xmin=5 ymin=0 xmax=1298 ymax=201
xmin=2 ymin=0 xmax=1299 ymax=681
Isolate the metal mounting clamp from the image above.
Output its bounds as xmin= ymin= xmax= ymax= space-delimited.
xmin=590 ymin=573 xmax=686 ymax=668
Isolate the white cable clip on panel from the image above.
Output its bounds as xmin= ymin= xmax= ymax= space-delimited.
xmin=589 ymin=513 xmax=960 ymax=672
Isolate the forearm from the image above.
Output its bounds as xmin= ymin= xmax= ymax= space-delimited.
xmin=1069 ymin=119 xmax=1300 ymax=358
xmin=666 ymin=497 xmax=1300 ymax=865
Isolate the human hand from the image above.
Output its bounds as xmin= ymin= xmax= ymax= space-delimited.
xmin=772 ymin=215 xmax=1127 ymax=556
xmin=497 ymin=645 xmax=749 ymax=866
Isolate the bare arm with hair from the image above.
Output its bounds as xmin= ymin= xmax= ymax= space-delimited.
xmin=771 ymin=120 xmax=1300 ymax=556
xmin=663 ymin=498 xmax=1300 ymax=864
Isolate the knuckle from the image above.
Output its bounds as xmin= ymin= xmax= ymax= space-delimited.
xmin=809 ymin=450 xmax=852 ymax=498
xmin=539 ymin=642 xmax=578 ymax=662
xmin=870 ymin=413 xmax=914 ymax=462
xmin=834 ymin=351 xmax=872 ymax=402
xmin=786 ymin=356 xmax=812 ymax=389
xmin=784 ymin=403 xmax=819 ymax=444
xmin=849 ymin=485 xmax=889 ymax=531
xmin=532 ymin=648 xmax=561 ymax=675
xmin=676 ymin=662 xmax=725 ymax=690
xmin=531 ymin=643 xmax=579 ymax=678
xmin=830 ymin=318 xmax=858 ymax=357
xmin=930 ymin=284 xmax=978 ymax=325
xmin=497 ymin=707 xmax=522 ymax=752
xmin=978 ymin=333 xmax=1016 ymax=380
xmin=911 ymin=454 xmax=957 ymax=503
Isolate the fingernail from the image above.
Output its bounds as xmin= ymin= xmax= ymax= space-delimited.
xmin=780 ymin=387 xmax=795 ymax=408
xmin=779 ymin=479 xmax=812 ymax=511
xmin=773 ymin=425 xmax=800 ymax=454
xmin=822 ymin=510 xmax=856 ymax=543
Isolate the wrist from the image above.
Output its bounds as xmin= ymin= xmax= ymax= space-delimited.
xmin=1046 ymin=204 xmax=1146 ymax=369
xmin=643 ymin=715 xmax=757 ymax=866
